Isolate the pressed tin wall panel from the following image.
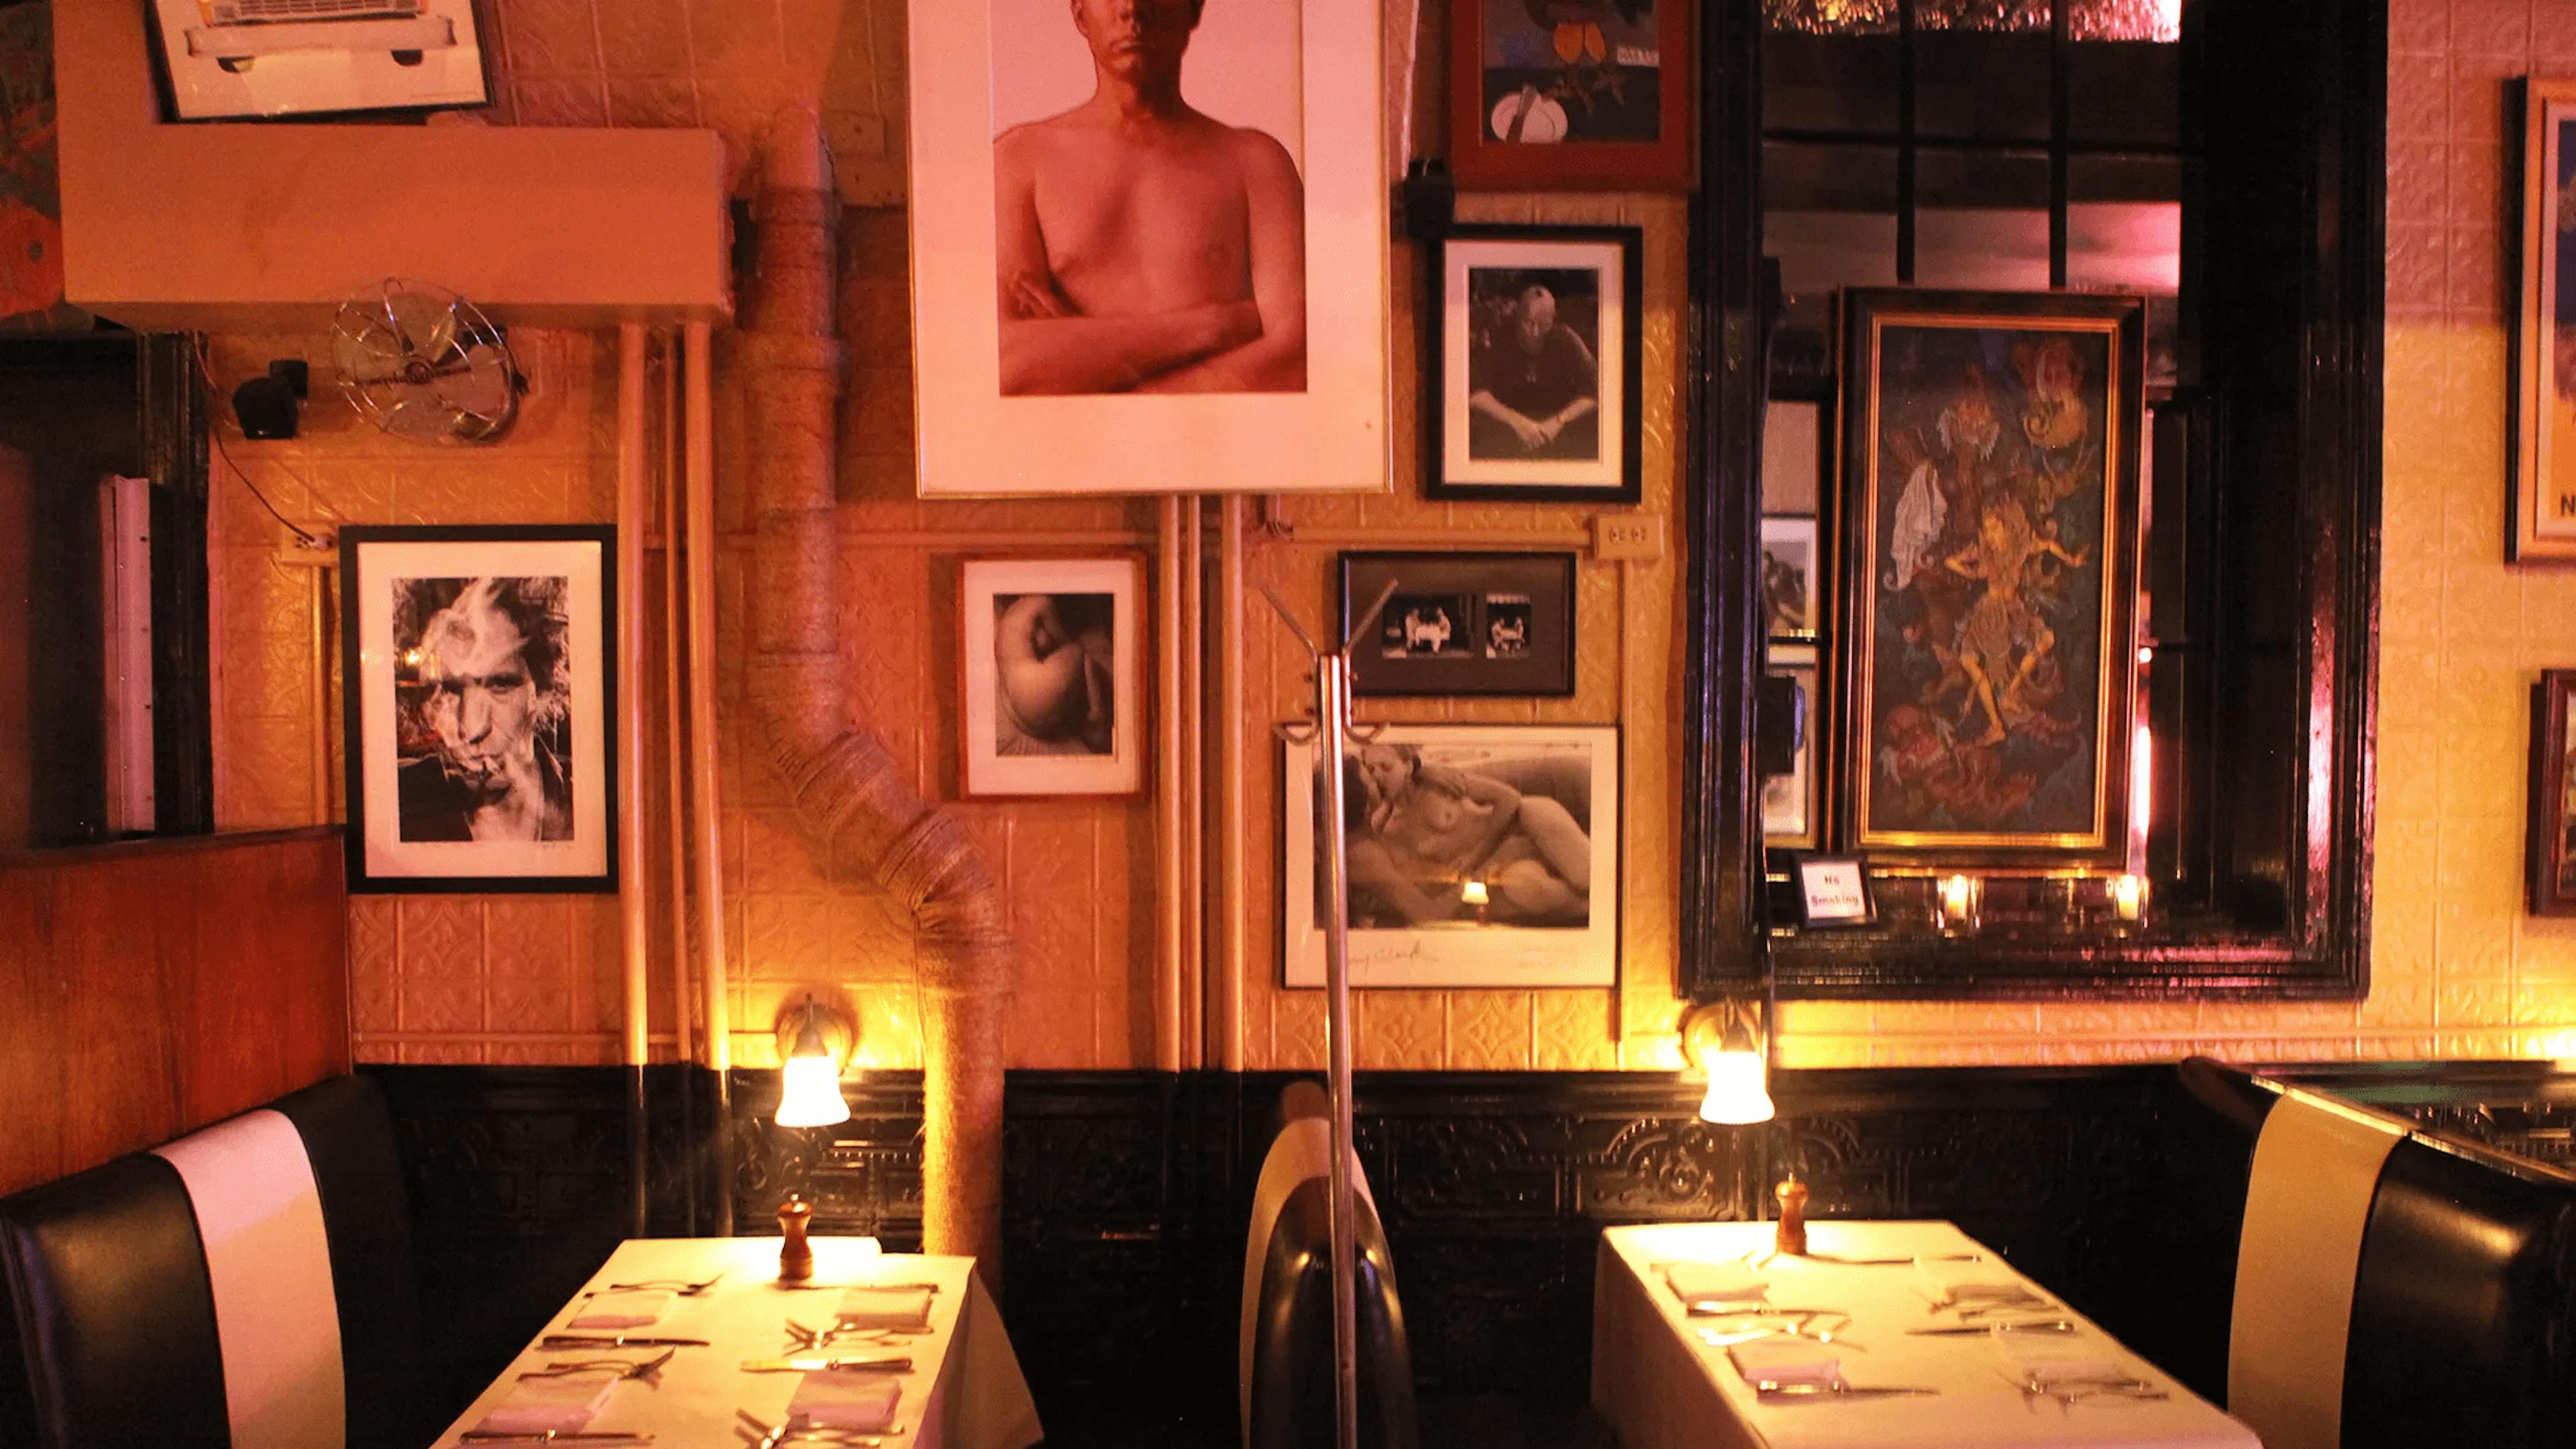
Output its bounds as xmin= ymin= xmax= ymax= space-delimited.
xmin=206 ymin=0 xmax=2576 ymax=1072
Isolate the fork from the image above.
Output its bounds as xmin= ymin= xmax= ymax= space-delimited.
xmin=594 ymin=1273 xmax=724 ymax=1297
xmin=518 ymin=1348 xmax=678 ymax=1384
xmin=786 ymin=1318 xmax=932 ymax=1350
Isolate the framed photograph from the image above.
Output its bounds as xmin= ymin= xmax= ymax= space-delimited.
xmin=903 ymin=0 xmax=1387 ymax=496
xmin=2531 ymin=670 xmax=2576 ymax=916
xmin=1792 ymin=855 xmax=1875 ymax=928
xmin=1283 ymin=724 xmax=1618 ymax=988
xmin=150 ymin=0 xmax=490 ymax=121
xmin=959 ymin=556 xmax=1145 ymax=798
xmin=1760 ymin=515 xmax=1821 ymax=639
xmin=1837 ymin=289 xmax=2145 ymax=867
xmin=1338 ymin=551 xmax=1576 ymax=697
xmin=338 ymin=526 xmax=614 ymax=894
xmin=1430 ymin=225 xmax=1643 ymax=503
xmin=1762 ymin=644 xmax=1819 ymax=849
xmin=1448 ymin=0 xmax=1693 ymax=191
xmin=2514 ymin=80 xmax=2576 ymax=561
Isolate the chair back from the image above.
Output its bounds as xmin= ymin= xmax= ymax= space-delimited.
xmin=1240 ymin=1083 xmax=1418 ymax=1449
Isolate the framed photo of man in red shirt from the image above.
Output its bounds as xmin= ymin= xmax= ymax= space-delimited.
xmin=1429 ymin=225 xmax=1643 ymax=504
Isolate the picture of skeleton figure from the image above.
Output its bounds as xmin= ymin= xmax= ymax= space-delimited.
xmin=1382 ymin=591 xmax=1473 ymax=657
xmin=392 ymin=576 xmax=574 ymax=843
xmin=993 ymin=591 xmax=1116 ymax=757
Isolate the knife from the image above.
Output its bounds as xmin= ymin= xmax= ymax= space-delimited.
xmin=1906 ymin=1320 xmax=2076 ymax=1336
xmin=1754 ymin=1381 xmax=1939 ymax=1399
xmin=739 ymin=1354 xmax=914 ymax=1373
xmin=458 ymin=1434 xmax=655 ymax=1444
xmin=538 ymin=1334 xmax=710 ymax=1350
xmin=776 ymin=1281 xmax=944 ymax=1293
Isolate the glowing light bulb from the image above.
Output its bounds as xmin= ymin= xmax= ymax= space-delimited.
xmin=776 ymin=1054 xmax=851 ymax=1128
xmin=1698 ymin=1047 xmax=1776 ymax=1126
xmin=2112 ymin=873 xmax=2146 ymax=922
xmin=1460 ymin=879 xmax=1489 ymax=907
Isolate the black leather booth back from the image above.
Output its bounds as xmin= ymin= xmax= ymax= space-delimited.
xmin=2176 ymin=1057 xmax=2576 ymax=1449
xmin=0 ymin=1075 xmax=428 ymax=1449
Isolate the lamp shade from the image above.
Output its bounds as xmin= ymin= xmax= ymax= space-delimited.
xmin=777 ymin=1053 xmax=851 ymax=1128
xmin=1698 ymin=1046 xmax=1776 ymax=1126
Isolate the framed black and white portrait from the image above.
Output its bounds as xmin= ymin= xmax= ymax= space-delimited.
xmin=1762 ymin=644 xmax=1818 ymax=848
xmin=150 ymin=0 xmax=490 ymax=121
xmin=1760 ymin=515 xmax=1819 ymax=639
xmin=1429 ymin=225 xmax=1643 ymax=503
xmin=339 ymin=526 xmax=614 ymax=894
xmin=959 ymin=556 xmax=1145 ymax=798
xmin=1284 ymin=724 xmax=1619 ymax=988
xmin=906 ymin=0 xmax=1387 ymax=496
xmin=1338 ymin=551 xmax=1577 ymax=697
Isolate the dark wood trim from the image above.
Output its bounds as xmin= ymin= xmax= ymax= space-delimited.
xmin=0 ymin=822 xmax=335 ymax=873
xmin=140 ymin=332 xmax=213 ymax=837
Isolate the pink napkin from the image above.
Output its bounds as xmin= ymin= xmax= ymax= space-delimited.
xmin=1728 ymin=1338 xmax=1843 ymax=1387
xmin=1662 ymin=1261 xmax=1766 ymax=1311
xmin=476 ymin=1370 xmax=619 ymax=1435
xmin=835 ymin=1286 xmax=932 ymax=1329
xmin=569 ymin=1289 xmax=673 ymax=1330
xmin=787 ymin=1371 xmax=903 ymax=1431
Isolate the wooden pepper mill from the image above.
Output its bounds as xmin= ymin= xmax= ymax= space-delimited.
xmin=1774 ymin=1173 xmax=1810 ymax=1257
xmin=777 ymin=1194 xmax=815 ymax=1283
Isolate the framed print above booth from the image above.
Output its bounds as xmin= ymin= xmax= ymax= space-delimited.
xmin=2530 ymin=670 xmax=2576 ymax=917
xmin=1448 ymin=0 xmax=1693 ymax=190
xmin=904 ymin=0 xmax=1388 ymax=497
xmin=2514 ymin=79 xmax=2576 ymax=561
xmin=1429 ymin=225 xmax=1643 ymax=503
xmin=1337 ymin=550 xmax=1577 ymax=698
xmin=149 ymin=0 xmax=490 ymax=121
xmin=339 ymin=526 xmax=616 ymax=894
xmin=1284 ymin=724 xmax=1619 ymax=989
xmin=957 ymin=555 xmax=1146 ymax=799
xmin=1836 ymin=289 xmax=2145 ymax=869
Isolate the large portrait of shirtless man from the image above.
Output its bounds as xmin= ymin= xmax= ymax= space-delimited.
xmin=993 ymin=0 xmax=1308 ymax=396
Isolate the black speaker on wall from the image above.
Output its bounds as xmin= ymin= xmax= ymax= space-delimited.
xmin=231 ymin=360 xmax=309 ymax=441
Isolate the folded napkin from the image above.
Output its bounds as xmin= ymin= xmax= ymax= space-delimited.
xmin=1999 ymin=1339 xmax=2127 ymax=1388
xmin=836 ymin=1286 xmax=933 ymax=1329
xmin=787 ymin=1371 xmax=903 ymax=1431
xmin=1917 ymin=1260 xmax=2046 ymax=1309
xmin=1662 ymin=1261 xmax=1766 ymax=1311
xmin=1727 ymin=1338 xmax=1843 ymax=1387
xmin=568 ymin=1289 xmax=673 ymax=1330
xmin=476 ymin=1370 xmax=619 ymax=1436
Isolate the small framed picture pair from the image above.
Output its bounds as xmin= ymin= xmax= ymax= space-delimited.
xmin=1429 ymin=225 xmax=1644 ymax=504
xmin=2531 ymin=669 xmax=2576 ymax=916
xmin=1338 ymin=551 xmax=1577 ymax=697
xmin=957 ymin=556 xmax=1146 ymax=799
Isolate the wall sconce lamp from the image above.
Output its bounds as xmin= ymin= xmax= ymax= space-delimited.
xmin=1682 ymin=998 xmax=1775 ymax=1126
xmin=773 ymin=994 xmax=857 ymax=1129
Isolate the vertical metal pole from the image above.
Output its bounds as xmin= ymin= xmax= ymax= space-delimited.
xmin=684 ymin=320 xmax=734 ymax=1236
xmin=617 ymin=323 xmax=653 ymax=1238
xmin=1313 ymin=652 xmax=1360 ymax=1449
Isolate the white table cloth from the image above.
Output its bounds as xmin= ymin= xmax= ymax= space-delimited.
xmin=433 ymin=1236 xmax=1042 ymax=1449
xmin=1594 ymin=1220 xmax=2257 ymax=1449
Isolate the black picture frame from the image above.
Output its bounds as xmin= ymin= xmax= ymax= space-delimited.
xmin=1427 ymin=224 xmax=1646 ymax=504
xmin=1337 ymin=551 xmax=1578 ymax=697
xmin=2532 ymin=670 xmax=2576 ymax=917
xmin=338 ymin=525 xmax=618 ymax=895
xmin=1792 ymin=854 xmax=1876 ymax=928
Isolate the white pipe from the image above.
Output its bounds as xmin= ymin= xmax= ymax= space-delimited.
xmin=1155 ymin=496 xmax=1185 ymax=1074
xmin=616 ymin=323 xmax=650 ymax=1071
xmin=684 ymin=322 xmax=729 ymax=1079
xmin=1179 ymin=497 xmax=1203 ymax=1071
xmin=1217 ymin=496 xmax=1246 ymax=1071
xmin=661 ymin=330 xmax=694 ymax=1067
xmin=1313 ymin=651 xmax=1360 ymax=1449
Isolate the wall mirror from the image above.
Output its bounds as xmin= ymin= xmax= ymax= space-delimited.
xmin=1683 ymin=0 xmax=2382 ymax=999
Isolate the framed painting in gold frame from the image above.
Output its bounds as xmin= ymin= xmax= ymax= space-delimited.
xmin=2514 ymin=79 xmax=2576 ymax=561
xmin=1834 ymin=290 xmax=2145 ymax=868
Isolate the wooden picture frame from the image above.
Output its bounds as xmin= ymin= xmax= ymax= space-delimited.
xmin=1338 ymin=551 xmax=1578 ymax=698
xmin=149 ymin=0 xmax=490 ymax=121
xmin=1835 ymin=288 xmax=2145 ymax=869
xmin=1448 ymin=0 xmax=1693 ymax=191
xmin=2531 ymin=670 xmax=2576 ymax=916
xmin=957 ymin=555 xmax=1146 ymax=799
xmin=1428 ymin=225 xmax=1644 ymax=504
xmin=1763 ymin=643 xmax=1819 ymax=849
xmin=1283 ymin=723 xmax=1619 ymax=988
xmin=339 ymin=525 xmax=615 ymax=894
xmin=2514 ymin=79 xmax=2576 ymax=561
xmin=904 ymin=0 xmax=1388 ymax=496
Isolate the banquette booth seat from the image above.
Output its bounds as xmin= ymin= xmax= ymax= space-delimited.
xmin=1241 ymin=1081 xmax=1419 ymax=1449
xmin=0 ymin=1074 xmax=427 ymax=1449
xmin=2174 ymin=1056 xmax=2576 ymax=1449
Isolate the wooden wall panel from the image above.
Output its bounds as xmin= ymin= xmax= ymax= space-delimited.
xmin=0 ymin=827 xmax=349 ymax=1197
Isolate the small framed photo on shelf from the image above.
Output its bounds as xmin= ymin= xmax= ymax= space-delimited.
xmin=1762 ymin=644 xmax=1819 ymax=849
xmin=2530 ymin=669 xmax=2576 ymax=916
xmin=339 ymin=526 xmax=616 ymax=894
xmin=959 ymin=556 xmax=1146 ymax=799
xmin=150 ymin=0 xmax=490 ymax=121
xmin=1791 ymin=854 xmax=1875 ymax=928
xmin=1448 ymin=0 xmax=1693 ymax=191
xmin=1338 ymin=551 xmax=1577 ymax=698
xmin=1428 ymin=225 xmax=1644 ymax=504
xmin=1760 ymin=516 xmax=1821 ymax=639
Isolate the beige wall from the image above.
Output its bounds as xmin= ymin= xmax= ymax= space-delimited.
xmin=206 ymin=0 xmax=2576 ymax=1073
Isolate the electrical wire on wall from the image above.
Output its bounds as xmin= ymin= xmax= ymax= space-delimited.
xmin=191 ymin=339 xmax=327 ymax=551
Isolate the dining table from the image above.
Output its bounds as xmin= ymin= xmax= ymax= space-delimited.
xmin=1593 ymin=1220 xmax=2258 ymax=1449
xmin=430 ymin=1235 xmax=1042 ymax=1448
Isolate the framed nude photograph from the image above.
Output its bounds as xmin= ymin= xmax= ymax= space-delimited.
xmin=1430 ymin=225 xmax=1644 ymax=503
xmin=1448 ymin=0 xmax=1693 ymax=191
xmin=339 ymin=526 xmax=614 ymax=894
xmin=149 ymin=0 xmax=490 ymax=121
xmin=958 ymin=556 xmax=1146 ymax=798
xmin=2514 ymin=79 xmax=2576 ymax=561
xmin=1283 ymin=724 xmax=1619 ymax=989
xmin=1837 ymin=288 xmax=2145 ymax=869
xmin=906 ymin=0 xmax=1389 ymax=497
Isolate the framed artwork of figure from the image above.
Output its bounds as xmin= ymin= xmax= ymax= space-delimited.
xmin=1428 ymin=224 xmax=1644 ymax=503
